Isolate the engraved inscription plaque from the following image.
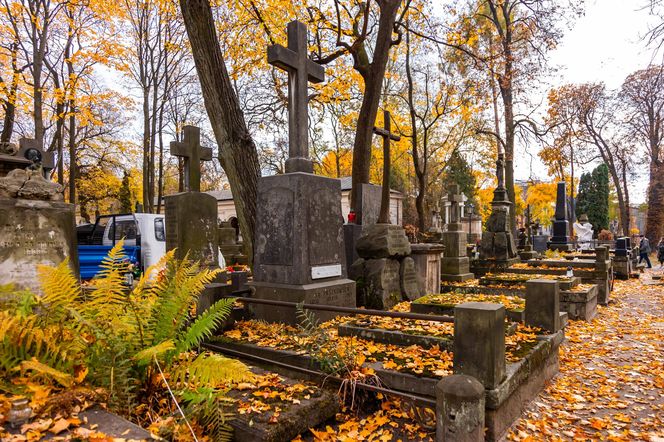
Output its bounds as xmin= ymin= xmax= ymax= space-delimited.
xmin=311 ymin=264 xmax=342 ymax=279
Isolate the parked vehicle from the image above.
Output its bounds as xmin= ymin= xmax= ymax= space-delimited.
xmin=77 ymin=213 xmax=166 ymax=280
xmin=77 ymin=213 xmax=226 ymax=281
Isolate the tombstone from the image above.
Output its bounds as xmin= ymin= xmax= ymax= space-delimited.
xmin=348 ymin=110 xmax=423 ymax=308
xmin=548 ymin=182 xmax=573 ymax=251
xmin=477 ymin=154 xmax=518 ymax=267
xmin=411 ymin=243 xmax=444 ymax=295
xmin=519 ymin=205 xmax=539 ymax=260
xmin=343 ymin=183 xmax=382 ymax=270
xmin=0 ymin=138 xmax=77 ymax=294
xmin=441 ymin=184 xmax=474 ymax=282
xmin=164 ymin=126 xmax=218 ymax=267
xmin=251 ymin=21 xmax=355 ymax=324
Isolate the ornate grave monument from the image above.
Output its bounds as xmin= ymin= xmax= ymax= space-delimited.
xmin=548 ymin=181 xmax=574 ymax=251
xmin=251 ymin=21 xmax=355 ymax=324
xmin=0 ymin=138 xmax=77 ymax=293
xmin=440 ymin=184 xmax=474 ymax=282
xmin=477 ymin=153 xmax=518 ymax=268
xmin=519 ymin=205 xmax=539 ymax=260
xmin=349 ymin=110 xmax=423 ymax=308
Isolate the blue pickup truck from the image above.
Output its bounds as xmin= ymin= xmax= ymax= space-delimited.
xmin=76 ymin=213 xmax=166 ymax=280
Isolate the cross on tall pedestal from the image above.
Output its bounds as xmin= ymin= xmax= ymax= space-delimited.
xmin=268 ymin=20 xmax=325 ymax=174
xmin=373 ymin=110 xmax=401 ymax=224
xmin=170 ymin=125 xmax=212 ymax=192
xmin=447 ymin=184 xmax=465 ymax=226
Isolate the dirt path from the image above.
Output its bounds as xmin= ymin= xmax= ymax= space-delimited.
xmin=508 ymin=271 xmax=664 ymax=441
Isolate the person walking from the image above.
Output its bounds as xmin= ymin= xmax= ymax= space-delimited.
xmin=657 ymin=238 xmax=664 ymax=268
xmin=638 ymin=235 xmax=653 ymax=269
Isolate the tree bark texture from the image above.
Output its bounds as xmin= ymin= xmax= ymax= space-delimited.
xmin=349 ymin=0 xmax=402 ymax=211
xmin=646 ymin=160 xmax=664 ymax=242
xmin=180 ymin=0 xmax=261 ymax=261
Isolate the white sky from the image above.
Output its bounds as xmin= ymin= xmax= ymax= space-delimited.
xmin=513 ymin=0 xmax=657 ymax=204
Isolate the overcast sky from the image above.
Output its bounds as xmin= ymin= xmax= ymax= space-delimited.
xmin=513 ymin=0 xmax=658 ymax=204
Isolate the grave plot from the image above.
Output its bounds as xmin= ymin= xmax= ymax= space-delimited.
xmin=411 ymin=293 xmax=526 ymax=322
xmin=209 ymin=285 xmax=565 ymax=441
xmin=438 ymin=273 xmax=598 ymax=321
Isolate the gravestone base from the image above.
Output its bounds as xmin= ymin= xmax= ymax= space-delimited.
xmin=343 ymin=223 xmax=363 ymax=272
xmin=250 ymin=279 xmax=355 ymax=325
xmin=548 ymin=242 xmax=574 ymax=252
xmin=613 ymin=256 xmax=631 ymax=280
xmin=0 ymin=197 xmax=78 ymax=294
xmin=410 ymin=243 xmax=444 ymax=295
xmin=165 ymin=191 xmax=219 ymax=266
xmin=440 ymin=256 xmax=474 ymax=282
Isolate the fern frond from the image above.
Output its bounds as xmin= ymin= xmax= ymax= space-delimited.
xmin=174 ymin=297 xmax=234 ymax=355
xmin=181 ymin=387 xmax=235 ymax=442
xmin=86 ymin=240 xmax=130 ymax=312
xmin=149 ymin=257 xmax=220 ymax=345
xmin=16 ymin=358 xmax=74 ymax=387
xmin=296 ymin=302 xmax=320 ymax=334
xmin=171 ymin=352 xmax=253 ymax=387
xmin=37 ymin=260 xmax=81 ymax=323
xmin=133 ymin=340 xmax=175 ymax=365
xmin=0 ymin=311 xmax=80 ymax=376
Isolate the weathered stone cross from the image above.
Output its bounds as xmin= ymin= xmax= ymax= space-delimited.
xmin=267 ymin=20 xmax=325 ymax=174
xmin=170 ymin=125 xmax=212 ymax=192
xmin=447 ymin=184 xmax=464 ymax=227
xmin=373 ymin=110 xmax=401 ymax=224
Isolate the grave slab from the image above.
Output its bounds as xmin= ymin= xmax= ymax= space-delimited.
xmin=0 ymin=197 xmax=78 ymax=294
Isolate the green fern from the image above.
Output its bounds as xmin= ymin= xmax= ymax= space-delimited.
xmin=171 ymin=352 xmax=253 ymax=387
xmin=174 ymin=297 xmax=235 ymax=356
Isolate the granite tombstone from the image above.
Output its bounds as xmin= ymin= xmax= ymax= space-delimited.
xmin=252 ymin=21 xmax=355 ymax=324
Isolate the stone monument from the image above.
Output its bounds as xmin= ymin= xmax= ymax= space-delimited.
xmin=477 ymin=153 xmax=518 ymax=268
xmin=349 ymin=110 xmax=423 ymax=308
xmin=251 ymin=21 xmax=355 ymax=324
xmin=519 ymin=205 xmax=539 ymax=260
xmin=548 ymin=181 xmax=574 ymax=251
xmin=0 ymin=138 xmax=77 ymax=294
xmin=573 ymin=214 xmax=594 ymax=250
xmin=343 ymin=183 xmax=382 ymax=271
xmin=440 ymin=184 xmax=474 ymax=282
xmin=164 ymin=125 xmax=218 ymax=267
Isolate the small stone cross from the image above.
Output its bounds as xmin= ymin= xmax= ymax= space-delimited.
xmin=448 ymin=184 xmax=464 ymax=225
xmin=267 ymin=20 xmax=325 ymax=174
xmin=170 ymin=125 xmax=212 ymax=192
xmin=373 ymin=110 xmax=401 ymax=224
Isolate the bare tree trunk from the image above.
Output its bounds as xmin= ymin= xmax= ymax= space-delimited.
xmin=646 ymin=160 xmax=664 ymax=242
xmin=66 ymin=45 xmax=76 ymax=204
xmin=349 ymin=0 xmax=402 ymax=211
xmin=0 ymin=42 xmax=19 ymax=143
xmin=180 ymin=0 xmax=261 ymax=260
xmin=142 ymin=86 xmax=151 ymax=212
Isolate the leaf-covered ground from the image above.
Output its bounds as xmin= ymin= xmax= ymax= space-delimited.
xmin=508 ymin=272 xmax=664 ymax=440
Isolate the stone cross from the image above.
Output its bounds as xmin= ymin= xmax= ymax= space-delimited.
xmin=373 ymin=109 xmax=400 ymax=224
xmin=447 ymin=184 xmax=464 ymax=225
xmin=170 ymin=125 xmax=212 ymax=192
xmin=268 ymin=20 xmax=325 ymax=174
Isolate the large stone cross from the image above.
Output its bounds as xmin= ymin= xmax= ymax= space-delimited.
xmin=373 ymin=110 xmax=401 ymax=224
xmin=170 ymin=125 xmax=212 ymax=192
xmin=267 ymin=20 xmax=325 ymax=174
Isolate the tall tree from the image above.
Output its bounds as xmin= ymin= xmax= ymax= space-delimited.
xmin=441 ymin=0 xmax=579 ymax=231
xmin=179 ymin=0 xmax=261 ymax=260
xmin=621 ymin=66 xmax=664 ymax=243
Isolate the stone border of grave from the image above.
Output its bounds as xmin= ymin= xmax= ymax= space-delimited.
xmin=207 ymin=280 xmax=565 ymax=442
